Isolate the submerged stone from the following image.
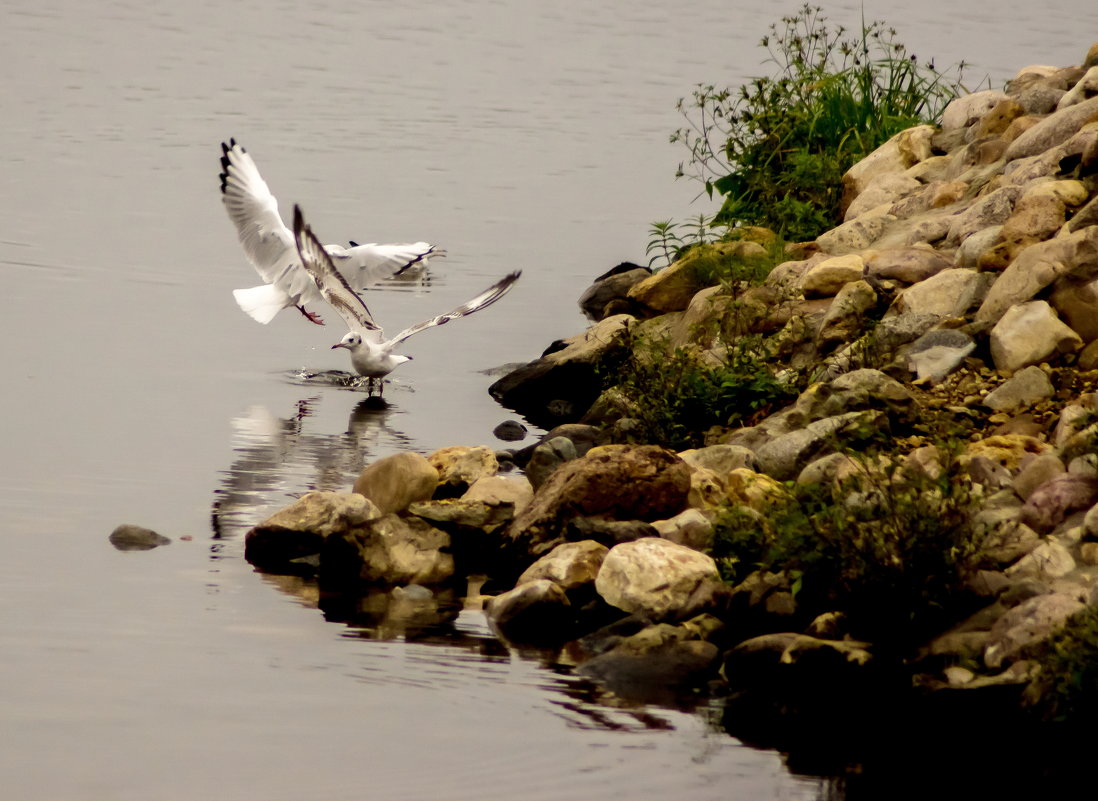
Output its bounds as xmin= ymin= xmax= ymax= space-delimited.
xmin=108 ymin=524 xmax=171 ymax=551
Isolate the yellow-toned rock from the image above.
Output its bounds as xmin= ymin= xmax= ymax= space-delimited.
xmin=963 ymin=435 xmax=1052 ymax=472
xmin=723 ymin=468 xmax=791 ymax=510
xmin=800 ymin=254 xmax=865 ymax=297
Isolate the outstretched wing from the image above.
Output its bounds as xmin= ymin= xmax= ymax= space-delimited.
xmin=387 ymin=271 xmax=521 ymax=346
xmin=292 ymin=205 xmax=381 ymax=334
xmin=219 ymin=139 xmax=300 ymax=288
xmin=326 ymin=242 xmax=447 ymax=288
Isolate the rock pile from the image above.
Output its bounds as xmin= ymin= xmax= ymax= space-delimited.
xmin=245 ymin=44 xmax=1098 ymax=723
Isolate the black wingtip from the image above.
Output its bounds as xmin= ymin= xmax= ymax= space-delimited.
xmin=348 ymin=240 xmax=359 ymax=247
xmin=292 ymin=204 xmax=305 ymax=237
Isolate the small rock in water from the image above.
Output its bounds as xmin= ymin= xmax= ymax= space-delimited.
xmin=109 ymin=524 xmax=171 ymax=551
xmin=493 ymin=420 xmax=528 ymax=442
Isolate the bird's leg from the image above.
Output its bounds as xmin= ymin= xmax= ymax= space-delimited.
xmin=297 ymin=305 xmax=325 ymax=325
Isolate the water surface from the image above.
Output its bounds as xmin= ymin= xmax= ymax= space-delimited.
xmin=0 ymin=0 xmax=1090 ymax=797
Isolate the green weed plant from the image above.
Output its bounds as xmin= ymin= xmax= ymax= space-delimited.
xmin=671 ymin=4 xmax=967 ymax=241
xmin=1031 ymin=605 xmax=1098 ymax=724
xmin=713 ymin=447 xmax=984 ymax=646
xmin=604 ymin=329 xmax=797 ymax=451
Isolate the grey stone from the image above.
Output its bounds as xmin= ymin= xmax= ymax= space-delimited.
xmin=984 ymin=592 xmax=1086 ymax=668
xmin=525 ymin=436 xmax=577 ymax=490
xmin=890 ymin=268 xmax=995 ymax=319
xmin=578 ymin=265 xmax=651 ymax=320
xmin=493 ymin=420 xmax=528 ymax=441
xmin=983 ymin=365 xmax=1055 ymax=412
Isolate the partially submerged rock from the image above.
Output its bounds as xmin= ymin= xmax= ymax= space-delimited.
xmin=109 ymin=524 xmax=171 ymax=551
xmin=246 ymin=491 xmax=380 ymax=573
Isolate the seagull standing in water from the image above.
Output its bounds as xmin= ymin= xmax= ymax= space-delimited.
xmin=291 ymin=204 xmax=521 ymax=396
xmin=219 ymin=139 xmax=444 ymax=325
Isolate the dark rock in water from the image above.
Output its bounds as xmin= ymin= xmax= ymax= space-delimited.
xmin=525 ymin=436 xmax=577 ymax=490
xmin=578 ymin=263 xmax=651 ymax=321
xmin=109 ymin=524 xmax=171 ymax=551
xmin=492 ymin=420 xmax=528 ymax=442
xmin=485 ymin=579 xmax=574 ymax=645
xmin=245 ymin=491 xmax=380 ymax=574
xmin=576 ymin=623 xmax=720 ymax=704
xmin=489 ymin=315 xmax=631 ymax=429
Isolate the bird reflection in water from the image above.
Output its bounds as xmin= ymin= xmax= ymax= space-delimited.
xmin=211 ymin=394 xmax=413 ymax=544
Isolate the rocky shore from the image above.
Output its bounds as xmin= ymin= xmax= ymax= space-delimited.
xmin=243 ymin=43 xmax=1098 ymax=747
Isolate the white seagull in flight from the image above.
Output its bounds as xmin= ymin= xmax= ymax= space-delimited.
xmin=219 ymin=139 xmax=444 ymax=325
xmin=292 ymin=204 xmax=520 ymax=396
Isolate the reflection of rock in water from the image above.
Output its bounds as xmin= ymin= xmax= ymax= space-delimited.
xmin=211 ymin=395 xmax=414 ymax=543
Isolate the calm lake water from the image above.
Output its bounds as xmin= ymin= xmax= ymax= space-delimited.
xmin=1 ymin=0 xmax=1090 ymax=798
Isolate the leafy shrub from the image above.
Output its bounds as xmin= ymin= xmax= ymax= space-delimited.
xmin=713 ymin=448 xmax=985 ymax=645
xmin=1031 ymin=605 xmax=1098 ymax=724
xmin=604 ymin=330 xmax=798 ymax=451
xmin=671 ymin=4 xmax=967 ymax=241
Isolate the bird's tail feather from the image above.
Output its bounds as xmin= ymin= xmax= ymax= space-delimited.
xmin=233 ymin=284 xmax=287 ymax=324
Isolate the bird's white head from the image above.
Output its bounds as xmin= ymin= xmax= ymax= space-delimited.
xmin=332 ymin=332 xmax=362 ymax=351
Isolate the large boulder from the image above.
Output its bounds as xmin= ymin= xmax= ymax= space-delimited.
xmin=976 ymin=227 xmax=1098 ymax=324
xmin=427 ymin=445 xmax=498 ymax=497
xmin=319 ymin=513 xmax=453 ymax=589
xmin=815 ymin=212 xmax=897 ymax=256
xmin=889 ymin=268 xmax=996 ymax=319
xmin=594 ymin=537 xmax=724 ymax=621
xmin=800 ymin=254 xmax=865 ymax=297
xmin=507 ymin=445 xmax=691 ymax=558
xmin=489 ymin=314 xmax=632 ymax=428
xmin=578 ymin=263 xmax=651 ymax=320
xmin=988 ymin=300 xmax=1083 ymax=372
xmin=1003 ymin=95 xmax=1098 ymax=161
xmin=463 ymin=475 xmax=534 ymax=513
xmin=1017 ymin=473 xmax=1098 ymax=533
xmin=755 ymin=410 xmax=887 ymax=480
xmin=245 ymin=491 xmax=381 ymax=573
xmin=353 ymin=452 xmax=439 ymax=514
xmin=840 ymin=126 xmax=935 ymax=214
xmin=627 ymin=241 xmax=769 ymax=313
xmin=943 ymin=186 xmax=1022 ymax=247
xmin=984 ymin=592 xmax=1087 ymax=669
xmin=864 ymin=247 xmax=954 ymax=283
